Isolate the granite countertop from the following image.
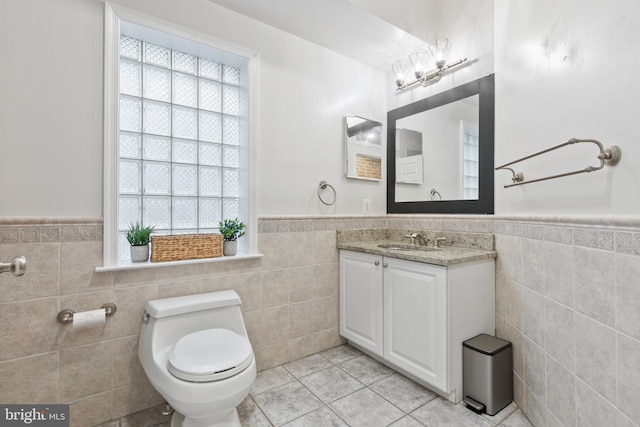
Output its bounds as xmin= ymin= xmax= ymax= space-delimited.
xmin=336 ymin=229 xmax=497 ymax=267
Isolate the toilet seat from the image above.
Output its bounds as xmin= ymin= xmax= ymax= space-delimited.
xmin=167 ymin=328 xmax=253 ymax=382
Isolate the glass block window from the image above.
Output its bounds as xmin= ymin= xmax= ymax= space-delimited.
xmin=462 ymin=123 xmax=479 ymax=200
xmin=117 ymin=35 xmax=245 ymax=261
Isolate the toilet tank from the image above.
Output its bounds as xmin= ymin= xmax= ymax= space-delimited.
xmin=141 ymin=290 xmax=249 ymax=353
xmin=146 ymin=290 xmax=241 ymax=318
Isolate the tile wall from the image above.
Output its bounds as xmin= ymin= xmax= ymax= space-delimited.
xmin=1 ymin=215 xmax=639 ymax=427
xmin=489 ymin=219 xmax=640 ymax=427
xmin=0 ymin=216 xmax=380 ymax=427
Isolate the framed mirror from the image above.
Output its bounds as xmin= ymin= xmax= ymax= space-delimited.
xmin=387 ymin=74 xmax=495 ymax=214
xmin=345 ymin=115 xmax=383 ymax=181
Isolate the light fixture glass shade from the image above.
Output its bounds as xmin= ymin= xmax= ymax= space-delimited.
xmin=429 ymin=37 xmax=452 ymax=69
xmin=409 ymin=49 xmax=430 ymax=78
xmin=392 ymin=59 xmax=410 ymax=87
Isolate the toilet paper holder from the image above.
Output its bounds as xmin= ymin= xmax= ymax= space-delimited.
xmin=57 ymin=303 xmax=118 ymax=324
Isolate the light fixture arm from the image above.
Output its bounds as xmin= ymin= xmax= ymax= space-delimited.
xmin=395 ymin=57 xmax=468 ymax=91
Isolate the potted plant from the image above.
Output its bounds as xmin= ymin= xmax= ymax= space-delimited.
xmin=126 ymin=222 xmax=155 ymax=262
xmin=218 ymin=218 xmax=246 ymax=256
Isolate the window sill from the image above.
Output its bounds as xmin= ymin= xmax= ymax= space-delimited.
xmin=95 ymin=253 xmax=264 ymax=273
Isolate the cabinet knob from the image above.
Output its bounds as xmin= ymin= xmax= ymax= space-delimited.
xmin=374 ymin=261 xmax=380 ymax=266
xmin=383 ymin=263 xmax=388 ymax=268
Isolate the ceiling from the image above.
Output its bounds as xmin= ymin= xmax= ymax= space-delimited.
xmin=206 ymin=0 xmax=432 ymax=71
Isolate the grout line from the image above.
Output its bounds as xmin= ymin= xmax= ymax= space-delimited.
xmin=248 ymin=394 xmax=274 ymax=426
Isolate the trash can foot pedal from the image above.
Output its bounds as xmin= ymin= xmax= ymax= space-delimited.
xmin=464 ymin=396 xmax=485 ymax=413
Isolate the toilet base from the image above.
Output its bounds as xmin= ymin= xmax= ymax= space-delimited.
xmin=170 ymin=408 xmax=241 ymax=427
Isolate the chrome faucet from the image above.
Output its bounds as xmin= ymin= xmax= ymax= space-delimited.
xmin=415 ymin=234 xmax=428 ymax=246
xmin=404 ymin=233 xmax=417 ymax=245
xmin=434 ymin=237 xmax=447 ymax=248
xmin=404 ymin=233 xmax=429 ymax=246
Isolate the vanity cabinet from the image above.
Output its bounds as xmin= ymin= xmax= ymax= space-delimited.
xmin=384 ymin=256 xmax=448 ymax=391
xmin=339 ymin=250 xmax=384 ymax=356
xmin=339 ymin=249 xmax=495 ymax=403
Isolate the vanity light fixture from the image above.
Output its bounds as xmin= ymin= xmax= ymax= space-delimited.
xmin=391 ymin=59 xmax=410 ymax=87
xmin=429 ymin=37 xmax=452 ymax=69
xmin=409 ymin=49 xmax=430 ymax=78
xmin=393 ymin=37 xmax=468 ymax=91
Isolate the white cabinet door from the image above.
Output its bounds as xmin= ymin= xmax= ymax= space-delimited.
xmin=339 ymin=250 xmax=383 ymax=356
xmin=383 ymin=257 xmax=448 ymax=391
xmin=396 ymin=155 xmax=424 ymax=184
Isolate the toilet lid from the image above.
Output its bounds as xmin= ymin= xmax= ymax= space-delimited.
xmin=167 ymin=328 xmax=253 ymax=382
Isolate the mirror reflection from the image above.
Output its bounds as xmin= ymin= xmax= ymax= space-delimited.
xmin=395 ymin=95 xmax=479 ymax=202
xmin=395 ymin=128 xmax=424 ymax=185
xmin=345 ymin=115 xmax=383 ymax=181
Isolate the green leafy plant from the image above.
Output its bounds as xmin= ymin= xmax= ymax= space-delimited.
xmin=126 ymin=222 xmax=155 ymax=246
xmin=218 ymin=218 xmax=246 ymax=241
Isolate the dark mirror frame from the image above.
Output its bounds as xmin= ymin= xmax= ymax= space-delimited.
xmin=387 ymin=73 xmax=495 ymax=214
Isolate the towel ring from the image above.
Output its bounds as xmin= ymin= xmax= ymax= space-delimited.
xmin=318 ymin=180 xmax=337 ymax=206
xmin=430 ymin=188 xmax=442 ymax=200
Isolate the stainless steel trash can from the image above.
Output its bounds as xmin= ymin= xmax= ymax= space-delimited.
xmin=463 ymin=333 xmax=512 ymax=416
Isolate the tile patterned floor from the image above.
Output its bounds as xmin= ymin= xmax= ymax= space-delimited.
xmin=106 ymin=344 xmax=533 ymax=427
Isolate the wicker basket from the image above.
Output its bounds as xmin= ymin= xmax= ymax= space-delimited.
xmin=151 ymin=234 xmax=223 ymax=262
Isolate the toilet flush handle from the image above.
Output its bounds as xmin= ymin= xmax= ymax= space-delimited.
xmin=142 ymin=311 xmax=150 ymax=324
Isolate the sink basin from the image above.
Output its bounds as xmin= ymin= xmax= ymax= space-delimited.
xmin=377 ymin=243 xmax=441 ymax=252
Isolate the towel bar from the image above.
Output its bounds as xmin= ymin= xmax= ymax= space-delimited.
xmin=495 ymin=138 xmax=621 ymax=188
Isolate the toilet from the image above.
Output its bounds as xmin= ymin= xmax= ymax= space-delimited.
xmin=138 ymin=290 xmax=256 ymax=427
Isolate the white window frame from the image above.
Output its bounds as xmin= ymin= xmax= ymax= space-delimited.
xmin=101 ymin=3 xmax=259 ymax=270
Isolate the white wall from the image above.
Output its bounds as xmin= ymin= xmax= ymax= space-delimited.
xmin=6 ymin=0 xmax=636 ymax=219
xmin=0 ymin=0 xmax=104 ymax=217
xmin=494 ymin=0 xmax=640 ymax=215
xmin=382 ymin=0 xmax=640 ymax=216
xmin=0 ymin=0 xmax=388 ymax=217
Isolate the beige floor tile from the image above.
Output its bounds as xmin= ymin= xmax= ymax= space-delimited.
xmin=252 ymin=381 xmax=323 ymax=425
xmin=250 ymin=365 xmax=295 ymax=396
xmin=339 ymin=354 xmax=395 ymax=385
xmin=299 ymin=366 xmax=363 ymax=403
xmin=329 ymin=388 xmax=404 ymax=427
xmin=369 ymin=373 xmax=437 ymax=413
xmin=283 ymin=353 xmax=333 ymax=378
